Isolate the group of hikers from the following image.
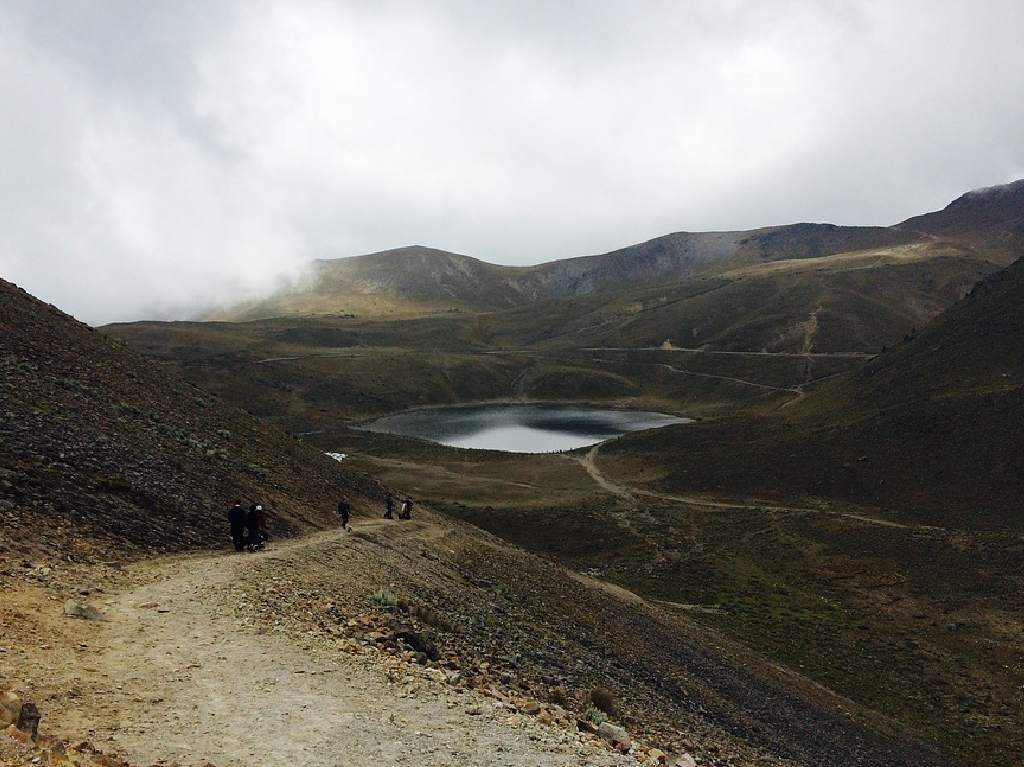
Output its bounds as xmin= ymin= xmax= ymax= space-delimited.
xmin=336 ymin=493 xmax=413 ymax=529
xmin=383 ymin=494 xmax=414 ymax=521
xmin=229 ymin=493 xmax=413 ymax=551
xmin=227 ymin=500 xmax=268 ymax=552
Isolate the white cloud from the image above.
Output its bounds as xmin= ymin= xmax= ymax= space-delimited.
xmin=0 ymin=0 xmax=1022 ymax=323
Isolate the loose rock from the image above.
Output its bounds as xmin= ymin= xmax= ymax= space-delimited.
xmin=597 ymin=721 xmax=631 ymax=750
xmin=63 ymin=599 xmax=103 ymax=621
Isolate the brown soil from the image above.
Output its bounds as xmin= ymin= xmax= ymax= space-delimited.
xmin=1 ymin=526 xmax=634 ymax=767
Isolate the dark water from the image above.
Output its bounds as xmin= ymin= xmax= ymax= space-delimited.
xmin=361 ymin=405 xmax=690 ymax=453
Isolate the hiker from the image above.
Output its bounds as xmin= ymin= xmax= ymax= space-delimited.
xmin=228 ymin=500 xmax=246 ymax=552
xmin=247 ymin=503 xmax=267 ymax=551
xmin=338 ymin=499 xmax=351 ymax=530
xmin=384 ymin=495 xmax=395 ymax=519
xmin=399 ymin=497 xmax=413 ymax=520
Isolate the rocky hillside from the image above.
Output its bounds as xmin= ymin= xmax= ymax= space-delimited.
xmin=210 ymin=181 xmax=1023 ymax=320
xmin=899 ymin=178 xmax=1024 ymax=259
xmin=606 ymin=256 xmax=1024 ymax=529
xmin=1 ymin=278 xmax=952 ymax=767
xmin=0 ymin=278 xmax=378 ymax=565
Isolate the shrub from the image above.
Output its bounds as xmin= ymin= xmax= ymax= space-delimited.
xmin=370 ymin=589 xmax=397 ymax=608
xmin=411 ymin=604 xmax=454 ymax=633
xmin=548 ymin=685 xmax=569 ymax=707
xmin=587 ymin=687 xmax=617 ymax=718
xmin=583 ymin=704 xmax=607 ymax=725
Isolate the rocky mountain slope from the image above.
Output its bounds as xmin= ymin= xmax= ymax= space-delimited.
xmin=210 ymin=181 xmax=1023 ymax=320
xmin=900 ymin=178 xmax=1024 ymax=259
xmin=0 ymin=277 xmax=379 ymax=565
xmin=1 ymin=279 xmax=952 ymax=767
xmin=605 ymin=255 xmax=1024 ymax=529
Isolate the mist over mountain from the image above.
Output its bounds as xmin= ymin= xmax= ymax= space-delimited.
xmin=4 ymin=3 xmax=1024 ymax=765
xmin=3 ymin=1 xmax=1024 ymax=323
xmin=210 ymin=181 xmax=1023 ymax=321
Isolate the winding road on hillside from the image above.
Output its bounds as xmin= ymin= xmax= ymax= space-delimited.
xmin=651 ymin=362 xmax=802 ymax=394
xmin=25 ymin=525 xmax=631 ymax=767
xmin=576 ymin=444 xmax=939 ymax=532
xmin=581 ymin=346 xmax=875 ymax=359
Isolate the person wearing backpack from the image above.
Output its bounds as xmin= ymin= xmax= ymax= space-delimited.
xmin=337 ymin=499 xmax=351 ymax=530
xmin=399 ymin=497 xmax=413 ymax=520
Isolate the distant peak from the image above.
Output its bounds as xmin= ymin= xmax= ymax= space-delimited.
xmin=963 ymin=178 xmax=1024 ymax=196
xmin=951 ymin=178 xmax=1024 ymax=207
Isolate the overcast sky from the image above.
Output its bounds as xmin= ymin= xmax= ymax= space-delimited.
xmin=1 ymin=0 xmax=1022 ymax=323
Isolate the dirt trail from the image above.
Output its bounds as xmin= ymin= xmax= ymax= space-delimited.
xmin=653 ymin=363 xmax=801 ymax=395
xmin=581 ymin=346 xmax=874 ymax=359
xmin=577 ymin=445 xmax=938 ymax=532
xmin=799 ymin=305 xmax=823 ymax=385
xmin=40 ymin=525 xmax=630 ymax=767
xmin=570 ymin=449 xmax=665 ymax=548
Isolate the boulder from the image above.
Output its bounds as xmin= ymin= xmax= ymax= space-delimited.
xmin=392 ymin=626 xmax=438 ymax=661
xmin=0 ymin=691 xmax=22 ymax=727
xmin=675 ymin=754 xmax=697 ymax=767
xmin=16 ymin=702 xmax=40 ymax=740
xmin=63 ymin=599 xmax=103 ymax=621
xmin=4 ymin=723 xmax=32 ymax=745
xmin=597 ymin=721 xmax=631 ymax=749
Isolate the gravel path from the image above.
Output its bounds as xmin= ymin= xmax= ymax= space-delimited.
xmin=46 ymin=529 xmax=633 ymax=767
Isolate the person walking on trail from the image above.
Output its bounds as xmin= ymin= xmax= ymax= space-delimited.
xmin=247 ymin=503 xmax=267 ymax=551
xmin=399 ymin=497 xmax=413 ymax=520
xmin=384 ymin=495 xmax=395 ymax=519
xmin=228 ymin=500 xmax=246 ymax=552
xmin=337 ymin=499 xmax=351 ymax=530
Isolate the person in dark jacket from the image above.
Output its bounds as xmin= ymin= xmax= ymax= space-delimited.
xmin=399 ymin=497 xmax=413 ymax=520
xmin=337 ymin=499 xmax=351 ymax=530
xmin=228 ymin=500 xmax=246 ymax=552
xmin=384 ymin=495 xmax=395 ymax=519
xmin=246 ymin=504 xmax=267 ymax=551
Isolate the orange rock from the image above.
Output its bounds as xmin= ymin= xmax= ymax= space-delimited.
xmin=0 ymin=691 xmax=21 ymax=728
xmin=4 ymin=722 xmax=32 ymax=744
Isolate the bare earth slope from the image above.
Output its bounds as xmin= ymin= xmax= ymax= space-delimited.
xmin=606 ymin=256 xmax=1024 ymax=529
xmin=2 ymin=279 xmax=949 ymax=766
xmin=14 ymin=528 xmax=632 ymax=767
xmin=0 ymin=277 xmax=379 ymax=566
xmin=2 ymin=510 xmax=947 ymax=767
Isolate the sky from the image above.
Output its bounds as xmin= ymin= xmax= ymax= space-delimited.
xmin=1 ymin=0 xmax=1022 ymax=324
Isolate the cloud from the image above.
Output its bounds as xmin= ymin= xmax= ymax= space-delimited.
xmin=1 ymin=0 xmax=1022 ymax=323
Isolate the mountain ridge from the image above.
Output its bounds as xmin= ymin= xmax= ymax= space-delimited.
xmin=208 ymin=180 xmax=1024 ymax=321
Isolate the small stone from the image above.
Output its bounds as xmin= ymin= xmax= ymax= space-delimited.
xmin=674 ymin=754 xmax=697 ymax=767
xmin=63 ymin=599 xmax=103 ymax=620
